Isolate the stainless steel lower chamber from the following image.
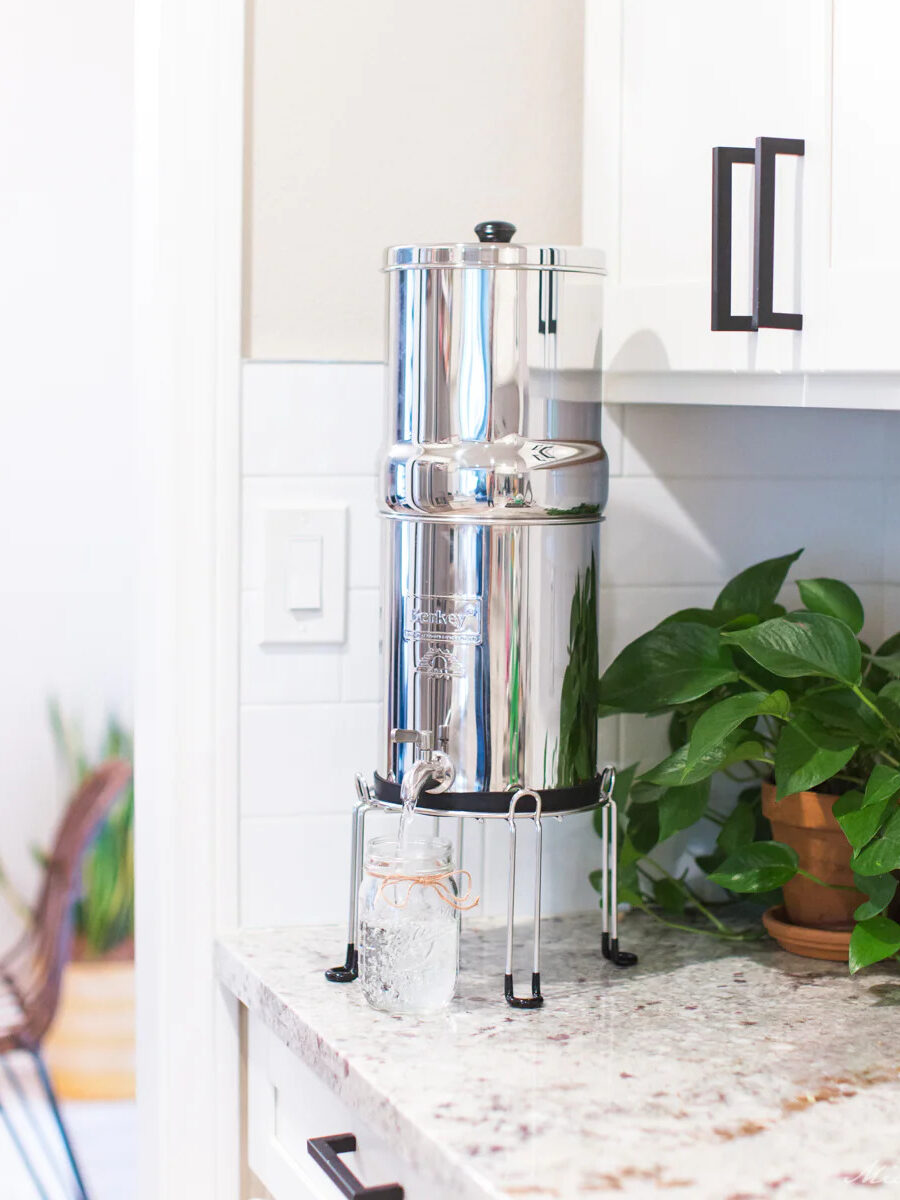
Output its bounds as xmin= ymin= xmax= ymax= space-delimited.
xmin=327 ymin=222 xmax=636 ymax=1006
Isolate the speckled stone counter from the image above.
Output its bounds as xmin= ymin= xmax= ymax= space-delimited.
xmin=217 ymin=914 xmax=900 ymax=1199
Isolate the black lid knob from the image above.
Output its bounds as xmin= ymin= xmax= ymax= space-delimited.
xmin=474 ymin=220 xmax=516 ymax=244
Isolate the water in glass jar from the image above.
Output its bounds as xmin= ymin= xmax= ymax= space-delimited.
xmin=358 ymin=914 xmax=458 ymax=1014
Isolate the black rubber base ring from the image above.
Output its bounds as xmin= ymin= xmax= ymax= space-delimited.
xmin=373 ymin=773 xmax=600 ymax=815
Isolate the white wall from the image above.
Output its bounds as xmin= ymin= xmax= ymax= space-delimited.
xmin=0 ymin=2 xmax=133 ymax=942
xmin=245 ymin=0 xmax=586 ymax=361
xmin=238 ymin=362 xmax=900 ymax=926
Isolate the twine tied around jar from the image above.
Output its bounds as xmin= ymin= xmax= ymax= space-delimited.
xmin=367 ymin=866 xmax=480 ymax=911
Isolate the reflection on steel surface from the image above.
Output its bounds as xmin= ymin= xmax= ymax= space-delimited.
xmin=379 ymin=234 xmax=607 ymax=806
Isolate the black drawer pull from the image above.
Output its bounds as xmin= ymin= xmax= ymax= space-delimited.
xmin=307 ymin=1134 xmax=404 ymax=1199
xmin=711 ymin=145 xmax=755 ymax=331
xmin=753 ymin=135 xmax=805 ymax=331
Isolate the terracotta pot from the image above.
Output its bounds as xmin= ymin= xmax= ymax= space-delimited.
xmin=761 ymin=781 xmax=864 ymax=931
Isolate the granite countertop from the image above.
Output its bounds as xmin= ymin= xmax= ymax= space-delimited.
xmin=217 ymin=913 xmax=900 ymax=1199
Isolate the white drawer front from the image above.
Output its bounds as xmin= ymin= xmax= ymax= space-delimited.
xmin=247 ymin=1013 xmax=444 ymax=1200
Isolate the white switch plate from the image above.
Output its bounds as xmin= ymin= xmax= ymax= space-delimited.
xmin=262 ymin=507 xmax=347 ymax=644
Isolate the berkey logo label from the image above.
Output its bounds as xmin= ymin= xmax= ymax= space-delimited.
xmin=403 ymin=594 xmax=482 ymax=644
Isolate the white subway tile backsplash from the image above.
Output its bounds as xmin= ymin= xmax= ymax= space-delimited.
xmin=602 ymin=403 xmax=624 ymax=476
xmin=479 ymin=810 xmax=606 ymax=919
xmin=241 ymin=701 xmax=380 ymax=817
xmin=243 ymin=362 xmax=382 ymax=476
xmin=605 ymin=476 xmax=884 ymax=587
xmin=619 ymin=712 xmax=671 ymax=778
xmin=240 ymin=591 xmax=343 ymax=705
xmin=622 ymin=405 xmax=889 ymax=479
xmin=238 ymin=362 xmax=900 ymax=923
xmin=598 ymin=584 xmax=718 ymax=667
xmin=243 ymin=476 xmax=381 ymax=591
xmin=240 ymin=809 xmax=405 ymax=927
xmin=889 ymin=420 xmax=900 ymax=477
xmin=885 ymin=481 xmax=900 ymax=583
xmin=240 ymin=814 xmax=351 ymax=926
xmin=883 ymin=585 xmax=900 ymax=637
xmin=340 ymin=589 xmax=381 ymax=702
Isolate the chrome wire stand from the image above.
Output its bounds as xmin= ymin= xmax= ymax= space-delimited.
xmin=326 ymin=767 xmax=637 ymax=1003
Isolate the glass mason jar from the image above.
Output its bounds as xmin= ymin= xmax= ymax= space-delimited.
xmin=358 ymin=836 xmax=462 ymax=1014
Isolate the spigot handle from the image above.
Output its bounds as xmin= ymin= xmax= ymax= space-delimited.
xmin=391 ymin=728 xmax=433 ymax=752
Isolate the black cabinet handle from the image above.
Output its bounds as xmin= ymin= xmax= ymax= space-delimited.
xmin=307 ymin=1134 xmax=404 ymax=1199
xmin=711 ymin=146 xmax=755 ymax=331
xmin=753 ymin=135 xmax=805 ymax=331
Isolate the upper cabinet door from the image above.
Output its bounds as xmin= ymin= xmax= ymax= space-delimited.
xmin=818 ymin=0 xmax=900 ymax=372
xmin=584 ymin=0 xmax=830 ymax=375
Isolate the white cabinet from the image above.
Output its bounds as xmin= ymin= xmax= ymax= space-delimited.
xmin=584 ymin=0 xmax=900 ymax=393
xmin=820 ymin=0 xmax=900 ymax=371
xmin=246 ymin=1014 xmax=446 ymax=1200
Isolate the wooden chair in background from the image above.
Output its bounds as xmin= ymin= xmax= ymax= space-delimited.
xmin=0 ymin=760 xmax=132 ymax=1200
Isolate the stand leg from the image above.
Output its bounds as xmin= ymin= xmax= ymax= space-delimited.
xmin=598 ymin=767 xmax=638 ymax=969
xmin=504 ymin=790 xmax=544 ymax=1009
xmin=326 ymin=778 xmax=371 ymax=982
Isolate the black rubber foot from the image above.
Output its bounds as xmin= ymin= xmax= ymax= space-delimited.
xmin=325 ymin=943 xmax=358 ymax=983
xmin=504 ymin=971 xmax=544 ymax=1009
xmin=602 ymin=932 xmax=638 ymax=968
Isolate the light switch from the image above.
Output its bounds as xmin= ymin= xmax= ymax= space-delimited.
xmin=262 ymin=508 xmax=347 ymax=644
xmin=285 ymin=536 xmax=322 ymax=611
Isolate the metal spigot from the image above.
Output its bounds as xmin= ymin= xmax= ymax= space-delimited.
xmin=391 ymin=727 xmax=455 ymax=799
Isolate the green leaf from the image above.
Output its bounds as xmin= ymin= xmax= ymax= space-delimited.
xmin=659 ymin=608 xmax=759 ymax=632
xmin=658 ymin=780 xmax=711 ymax=842
xmin=613 ymin=763 xmax=637 ymax=805
xmin=798 ymin=688 xmax=885 ymax=742
xmin=653 ymin=877 xmax=687 ymax=914
xmin=658 ymin=607 xmax=720 ymax=628
xmin=849 ymin=915 xmax=900 ymax=974
xmin=641 ymin=731 xmax=740 ymax=787
xmin=709 ymin=841 xmax=799 ymax=893
xmin=683 ymin=690 xmax=790 ymax=773
xmin=717 ymin=803 xmax=756 ymax=855
xmin=851 ymin=832 xmax=900 ymax=877
xmin=618 ymin=861 xmax=644 ymax=907
xmin=720 ymin=739 xmax=768 ymax=770
xmin=866 ymin=653 xmax=900 ymax=678
xmin=713 ymin=550 xmax=803 ymax=621
xmin=696 ymin=850 xmax=725 ymax=875
xmin=797 ymin=578 xmax=865 ymax=635
xmin=618 ymin=835 xmax=643 ymax=869
xmin=667 ymin=709 xmax=690 ymax=751
xmin=597 ymin=623 xmax=739 ymax=714
xmin=592 ymin=860 xmax=644 ymax=906
xmin=866 ymin=632 xmax=900 ymax=690
xmin=864 ymin=764 xmax=900 ymax=808
xmin=628 ymin=780 xmax=666 ymax=805
xmin=773 ymin=712 xmax=857 ymax=801
xmin=833 ymin=790 xmax=890 ymax=852
xmin=626 ymin=803 xmax=660 ymax=855
xmin=853 ymin=872 xmax=898 ymax=921
xmin=879 ymin=681 xmax=900 ymax=728
xmin=722 ymin=612 xmax=862 ymax=686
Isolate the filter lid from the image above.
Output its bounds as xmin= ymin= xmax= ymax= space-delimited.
xmin=384 ymin=219 xmax=605 ymax=274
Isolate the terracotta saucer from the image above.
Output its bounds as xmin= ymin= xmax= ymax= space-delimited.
xmin=762 ymin=905 xmax=851 ymax=962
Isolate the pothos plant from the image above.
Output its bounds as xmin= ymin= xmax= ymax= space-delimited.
xmin=589 ymin=549 xmax=900 ymax=974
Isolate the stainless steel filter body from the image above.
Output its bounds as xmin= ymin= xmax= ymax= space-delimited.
xmin=377 ymin=231 xmax=607 ymax=814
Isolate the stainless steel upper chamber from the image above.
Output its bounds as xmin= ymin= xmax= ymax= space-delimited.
xmin=376 ymin=222 xmax=608 ymax=815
